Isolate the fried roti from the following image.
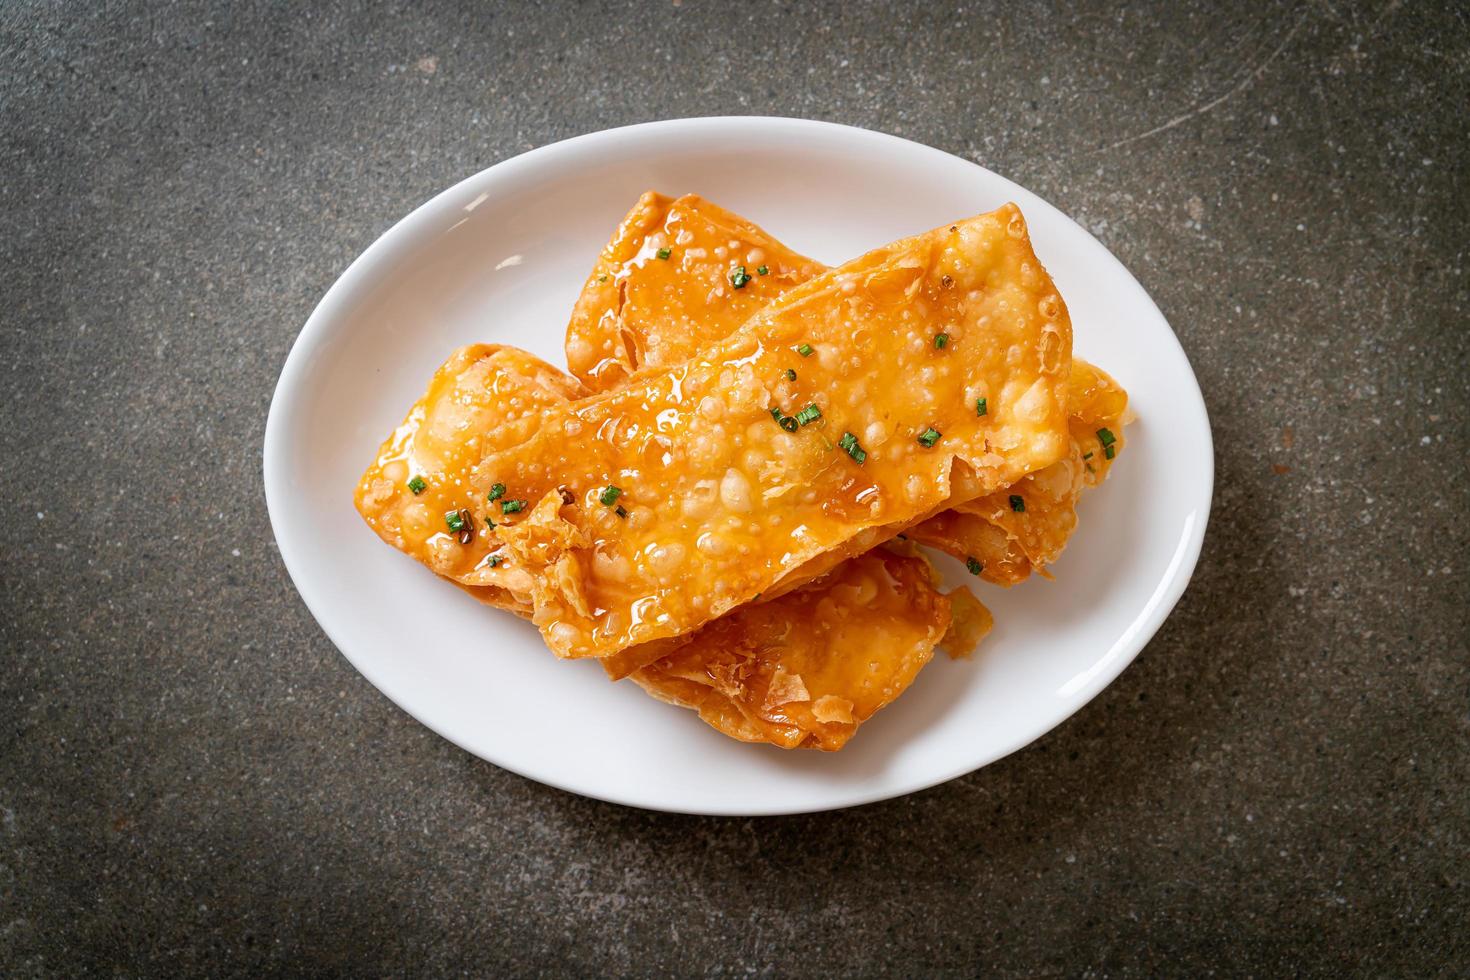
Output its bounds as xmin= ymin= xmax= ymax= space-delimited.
xmin=565 ymin=192 xmax=1126 ymax=585
xmin=475 ymin=205 xmax=1070 ymax=658
xmin=354 ymin=344 xmax=587 ymax=613
xmin=356 ymin=345 xmax=968 ymax=748
xmin=626 ymin=547 xmax=951 ymax=750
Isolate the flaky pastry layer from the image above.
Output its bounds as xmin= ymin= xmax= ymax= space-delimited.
xmin=477 ymin=204 xmax=1071 ymax=658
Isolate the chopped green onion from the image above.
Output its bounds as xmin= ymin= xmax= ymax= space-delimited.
xmin=445 ymin=510 xmax=467 ymax=532
xmin=596 ymin=274 xmax=608 ymax=283
xmin=614 ymin=504 xmax=628 ymax=518
xmin=917 ymin=427 xmax=941 ymax=448
xmin=487 ymin=555 xmax=503 ymax=568
xmin=730 ymin=266 xmax=751 ymax=288
xmin=794 ymin=404 xmax=822 ymax=426
xmin=1097 ymin=428 xmax=1117 ymax=447
xmin=785 ymin=368 xmax=797 ymax=382
xmin=757 ymin=265 xmax=770 ymax=276
xmin=407 ymin=476 xmax=427 ymax=495
xmin=966 ymin=556 xmax=983 ymax=576
xmin=975 ymin=397 xmax=988 ymax=417
xmin=500 ymin=499 xmax=526 ymax=514
xmin=1104 ymin=444 xmax=1116 ymax=460
xmin=797 ymin=343 xmax=814 ymax=357
xmin=1082 ymin=451 xmax=1094 ymax=460
xmin=934 ymin=332 xmax=949 ymax=350
xmin=487 ymin=483 xmax=506 ymax=502
xmin=599 ymin=485 xmax=623 ymax=506
xmin=1085 ymin=463 xmax=1096 ymax=474
xmin=838 ymin=432 xmax=867 ymax=464
xmin=656 ymin=247 xmax=672 ymax=260
xmin=779 ymin=415 xmax=799 ymax=432
xmin=1009 ymin=495 xmax=1025 ymax=512
xmin=770 ymin=406 xmax=784 ymax=423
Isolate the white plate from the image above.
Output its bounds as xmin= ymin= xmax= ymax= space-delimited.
xmin=264 ymin=117 xmax=1212 ymax=816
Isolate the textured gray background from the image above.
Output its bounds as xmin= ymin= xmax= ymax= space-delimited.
xmin=2 ymin=0 xmax=1467 ymax=976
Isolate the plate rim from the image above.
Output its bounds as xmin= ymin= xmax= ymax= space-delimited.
xmin=263 ymin=116 xmax=1214 ymax=815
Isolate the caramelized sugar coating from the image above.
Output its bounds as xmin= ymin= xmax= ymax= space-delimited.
xmin=354 ymin=346 xmax=974 ymax=739
xmin=626 ymin=548 xmax=951 ymax=750
xmin=926 ymin=360 xmax=1130 ymax=581
xmin=481 ymin=205 xmax=1071 ymax=658
xmin=565 ymin=192 xmax=826 ymax=390
xmin=353 ymin=344 xmax=587 ymax=612
xmin=566 ymin=192 xmax=1127 ymax=586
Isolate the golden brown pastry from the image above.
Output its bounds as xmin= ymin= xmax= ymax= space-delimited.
xmin=625 ymin=547 xmax=952 ymax=750
xmin=477 ymin=204 xmax=1071 ymax=659
xmin=354 ymin=340 xmax=972 ymax=749
xmin=564 ymin=192 xmax=1126 ymax=586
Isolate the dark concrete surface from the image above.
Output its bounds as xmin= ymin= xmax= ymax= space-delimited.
xmin=2 ymin=0 xmax=1467 ymax=975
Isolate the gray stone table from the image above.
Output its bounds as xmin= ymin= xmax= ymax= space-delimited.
xmin=3 ymin=1 xmax=1466 ymax=975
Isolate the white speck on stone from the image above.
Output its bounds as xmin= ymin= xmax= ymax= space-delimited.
xmin=1269 ymin=114 xmax=1279 ymax=125
xmin=1421 ymin=436 xmax=1432 ymax=445
xmin=36 ymin=512 xmax=44 ymax=520
xmin=231 ymin=548 xmax=241 ymax=557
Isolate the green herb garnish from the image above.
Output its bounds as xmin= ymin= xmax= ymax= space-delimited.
xmin=1097 ymin=428 xmax=1116 ymax=447
xmin=487 ymin=483 xmax=506 ymax=502
xmin=838 ymin=432 xmax=867 ymax=464
xmin=1009 ymin=495 xmax=1025 ymax=512
xmin=934 ymin=332 xmax=949 ymax=350
xmin=500 ymin=499 xmax=526 ymax=514
xmin=599 ymin=485 xmax=623 ymax=506
xmin=966 ymin=556 xmax=983 ymax=576
xmin=656 ymin=247 xmax=672 ymax=260
xmin=614 ymin=504 xmax=628 ymax=518
xmin=779 ymin=415 xmax=799 ymax=432
xmin=917 ymin=427 xmax=941 ymax=448
xmin=487 ymin=555 xmax=503 ymax=568
xmin=730 ymin=266 xmax=751 ymax=289
xmin=445 ymin=510 xmax=467 ymax=532
xmin=794 ymin=404 xmax=822 ymax=426
xmin=785 ymin=368 xmax=797 ymax=382
xmin=975 ymin=397 xmax=988 ymax=417
xmin=1104 ymin=444 xmax=1116 ymax=460
xmin=797 ymin=343 xmax=814 ymax=357
xmin=407 ymin=476 xmax=427 ymax=495
xmin=757 ymin=265 xmax=769 ymax=276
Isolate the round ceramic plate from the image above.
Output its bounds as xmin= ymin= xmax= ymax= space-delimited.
xmin=264 ymin=117 xmax=1212 ymax=816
